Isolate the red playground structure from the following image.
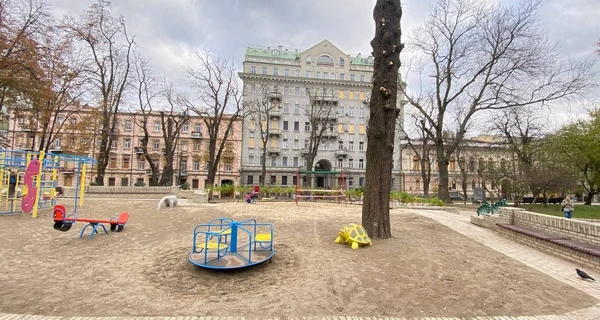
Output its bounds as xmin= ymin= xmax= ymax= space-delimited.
xmin=52 ymin=205 xmax=130 ymax=239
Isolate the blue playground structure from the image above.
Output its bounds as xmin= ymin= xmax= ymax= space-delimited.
xmin=189 ymin=217 xmax=274 ymax=269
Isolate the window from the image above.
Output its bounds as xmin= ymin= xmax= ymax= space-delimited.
xmin=337 ymin=158 xmax=343 ymax=168
xmin=270 ymin=175 xmax=276 ymax=184
xmin=283 ymin=121 xmax=289 ymax=131
xmin=359 ymin=141 xmax=364 ymax=151
xmin=249 ymin=155 xmax=254 ymax=164
xmin=111 ymin=139 xmax=117 ymax=149
xmin=317 ymin=55 xmax=334 ymax=66
xmin=154 ymin=121 xmax=160 ymax=132
xmin=488 ymin=158 xmax=494 ymax=170
xmin=304 ymin=122 xmax=310 ymax=132
xmin=348 ymin=178 xmax=354 ymax=187
xmin=193 ymin=160 xmax=200 ymax=170
xmin=284 ymin=86 xmax=289 ymax=95
xmin=459 ymin=157 xmax=466 ymax=171
xmin=195 ymin=124 xmax=201 ymax=133
xmin=251 ymin=66 xmax=256 ymax=74
xmin=123 ymin=138 xmax=131 ymax=150
xmin=248 ymin=175 xmax=254 ymax=185
xmin=359 ymin=107 xmax=365 ymax=117
xmin=283 ymin=103 xmax=289 ymax=113
xmin=413 ymin=156 xmax=420 ymax=171
xmin=282 ymin=156 xmax=288 ymax=167
xmin=331 ymin=73 xmax=335 ymax=80
xmin=469 ymin=157 xmax=476 ymax=172
xmin=339 ymin=58 xmax=345 ymax=65
xmin=284 ymin=69 xmax=289 ymax=76
xmin=262 ymin=67 xmax=267 ymax=75
xmin=282 ymin=139 xmax=288 ymax=149
xmin=359 ymin=177 xmax=364 ymax=187
xmin=137 ymin=159 xmax=145 ymax=170
xmin=295 ymin=70 xmax=300 ymax=77
xmin=125 ymin=120 xmax=132 ymax=131
xmin=323 ymin=72 xmax=329 ymax=79
xmin=273 ymin=68 xmax=279 ymax=76
xmin=306 ymin=71 xmax=311 ymax=77
xmin=122 ymin=157 xmax=130 ymax=169
xmin=338 ymin=140 xmax=344 ymax=150
xmin=338 ymin=106 xmax=344 ymax=116
xmin=293 ymin=175 xmax=297 ymax=186
xmin=152 ymin=140 xmax=160 ymax=150
xmin=449 ymin=157 xmax=456 ymax=171
xmin=271 ymin=156 xmax=277 ymax=167
xmin=349 ymin=107 xmax=355 ymax=117
xmin=349 ymin=158 xmax=354 ymax=168
xmin=282 ymin=176 xmax=288 ymax=186
xmin=109 ymin=157 xmax=117 ymax=169
xmin=55 ymin=138 xmax=61 ymax=148
xmin=360 ymin=75 xmax=365 ymax=82
xmin=180 ymin=159 xmax=187 ymax=172
xmin=225 ymin=163 xmax=232 ymax=172
xmin=339 ymin=73 xmax=345 ymax=81
xmin=295 ymin=87 xmax=300 ymax=95
xmin=193 ymin=142 xmax=201 ymax=151
xmin=181 ymin=142 xmax=188 ymax=151
xmin=349 ymin=140 xmax=354 ymax=151
xmin=182 ymin=123 xmax=189 ymax=133
xmin=293 ymin=121 xmax=299 ymax=131
xmin=472 ymin=180 xmax=476 ymax=189
xmin=293 ymin=156 xmax=299 ymax=167
xmin=293 ymin=139 xmax=299 ymax=149
xmin=350 ymin=74 xmax=355 ymax=81
xmin=294 ymin=103 xmax=300 ymax=114
xmin=57 ymin=115 xmax=65 ymax=125
xmin=121 ymin=177 xmax=129 ymax=186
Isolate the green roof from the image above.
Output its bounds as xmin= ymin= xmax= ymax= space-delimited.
xmin=245 ymin=46 xmax=300 ymax=60
xmin=350 ymin=56 xmax=374 ymax=66
xmin=297 ymin=170 xmax=342 ymax=174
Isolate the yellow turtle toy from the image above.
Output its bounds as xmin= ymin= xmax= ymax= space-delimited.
xmin=334 ymin=223 xmax=372 ymax=249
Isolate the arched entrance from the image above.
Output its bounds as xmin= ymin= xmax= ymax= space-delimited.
xmin=314 ymin=159 xmax=333 ymax=189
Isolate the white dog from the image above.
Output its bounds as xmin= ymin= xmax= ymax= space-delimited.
xmin=157 ymin=195 xmax=178 ymax=210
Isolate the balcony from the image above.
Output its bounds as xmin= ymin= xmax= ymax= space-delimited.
xmin=18 ymin=123 xmax=35 ymax=132
xmin=58 ymin=167 xmax=75 ymax=174
xmin=311 ymin=95 xmax=339 ymax=104
xmin=270 ymin=110 xmax=281 ymax=117
xmin=191 ymin=132 xmax=202 ymax=139
xmin=322 ymin=131 xmax=338 ymax=138
xmin=269 ymin=129 xmax=281 ymax=136
xmin=317 ymin=112 xmax=338 ymax=120
xmin=134 ymin=147 xmax=144 ymax=155
xmin=268 ymin=147 xmax=281 ymax=154
xmin=176 ymin=169 xmax=188 ymax=177
xmin=145 ymin=169 xmax=158 ymax=176
xmin=336 ymin=149 xmax=349 ymax=157
xmin=269 ymin=92 xmax=282 ymax=101
xmin=301 ymin=148 xmax=310 ymax=155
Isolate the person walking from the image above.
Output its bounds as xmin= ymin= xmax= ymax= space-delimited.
xmin=561 ymin=195 xmax=575 ymax=219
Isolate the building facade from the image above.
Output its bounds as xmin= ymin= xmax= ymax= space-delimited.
xmin=400 ymin=135 xmax=514 ymax=200
xmin=239 ymin=40 xmax=406 ymax=190
xmin=6 ymin=108 xmax=242 ymax=189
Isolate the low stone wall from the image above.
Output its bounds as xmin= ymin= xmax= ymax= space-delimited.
xmin=513 ymin=210 xmax=600 ymax=247
xmin=60 ymin=186 xmax=208 ymax=202
xmin=497 ymin=226 xmax=600 ymax=271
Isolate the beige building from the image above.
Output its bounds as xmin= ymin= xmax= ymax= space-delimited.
xmin=6 ymin=108 xmax=242 ymax=189
xmin=400 ymin=135 xmax=513 ymax=200
xmin=239 ymin=40 xmax=406 ymax=189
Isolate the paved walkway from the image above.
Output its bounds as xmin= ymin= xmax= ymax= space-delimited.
xmin=2 ymin=209 xmax=599 ymax=320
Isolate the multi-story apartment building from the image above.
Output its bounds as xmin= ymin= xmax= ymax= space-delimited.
xmin=6 ymin=108 xmax=242 ymax=189
xmin=239 ymin=40 xmax=406 ymax=189
xmin=400 ymin=135 xmax=514 ymax=200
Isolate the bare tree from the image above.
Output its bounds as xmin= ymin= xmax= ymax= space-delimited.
xmin=302 ymin=85 xmax=339 ymax=187
xmin=401 ymin=117 xmax=434 ymax=197
xmin=63 ymin=0 xmax=135 ymax=185
xmin=401 ymin=0 xmax=595 ymax=203
xmin=157 ymin=84 xmax=190 ymax=186
xmin=362 ymin=0 xmax=403 ymax=239
xmin=184 ymin=50 xmax=242 ymax=197
xmin=244 ymin=81 xmax=280 ymax=185
xmin=131 ymin=54 xmax=162 ymax=185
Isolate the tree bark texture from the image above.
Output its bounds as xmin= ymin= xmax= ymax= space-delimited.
xmin=362 ymin=0 xmax=403 ymax=239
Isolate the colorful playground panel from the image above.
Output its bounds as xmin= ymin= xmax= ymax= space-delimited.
xmin=53 ymin=204 xmax=130 ymax=239
xmin=189 ymin=217 xmax=274 ymax=269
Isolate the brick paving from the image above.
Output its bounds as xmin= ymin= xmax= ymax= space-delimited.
xmin=2 ymin=209 xmax=600 ymax=320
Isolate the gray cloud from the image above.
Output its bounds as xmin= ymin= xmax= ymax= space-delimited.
xmin=49 ymin=0 xmax=599 ymax=112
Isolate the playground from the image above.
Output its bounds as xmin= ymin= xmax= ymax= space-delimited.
xmin=0 ymin=200 xmax=597 ymax=318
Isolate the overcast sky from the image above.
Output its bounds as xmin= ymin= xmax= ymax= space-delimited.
xmin=50 ymin=0 xmax=600 ymax=127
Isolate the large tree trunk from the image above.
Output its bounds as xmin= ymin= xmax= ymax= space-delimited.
xmin=261 ymin=147 xmax=267 ymax=185
xmin=437 ymin=156 xmax=451 ymax=203
xmin=585 ymin=191 xmax=596 ymax=205
xmin=95 ymin=150 xmax=108 ymax=185
xmin=305 ymin=157 xmax=314 ymax=188
xmin=362 ymin=0 xmax=402 ymax=239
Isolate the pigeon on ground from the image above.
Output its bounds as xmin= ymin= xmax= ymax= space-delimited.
xmin=576 ymin=268 xmax=595 ymax=281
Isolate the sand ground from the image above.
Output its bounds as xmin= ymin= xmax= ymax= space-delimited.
xmin=0 ymin=199 xmax=596 ymax=318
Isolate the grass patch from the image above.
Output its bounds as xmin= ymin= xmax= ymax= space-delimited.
xmin=519 ymin=204 xmax=600 ymax=219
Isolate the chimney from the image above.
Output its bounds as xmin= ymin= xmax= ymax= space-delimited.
xmin=278 ymin=45 xmax=283 ymax=51
xmin=267 ymin=46 xmax=270 ymax=50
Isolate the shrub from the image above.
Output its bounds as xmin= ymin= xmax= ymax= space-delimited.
xmin=179 ymin=182 xmax=190 ymax=190
xmin=134 ymin=181 xmax=145 ymax=187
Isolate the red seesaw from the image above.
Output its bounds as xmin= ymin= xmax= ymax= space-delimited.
xmin=53 ymin=204 xmax=130 ymax=239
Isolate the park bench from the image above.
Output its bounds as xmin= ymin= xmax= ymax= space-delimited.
xmin=497 ymin=223 xmax=600 ymax=259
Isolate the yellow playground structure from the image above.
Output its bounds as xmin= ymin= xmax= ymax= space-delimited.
xmin=0 ymin=150 xmax=96 ymax=217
